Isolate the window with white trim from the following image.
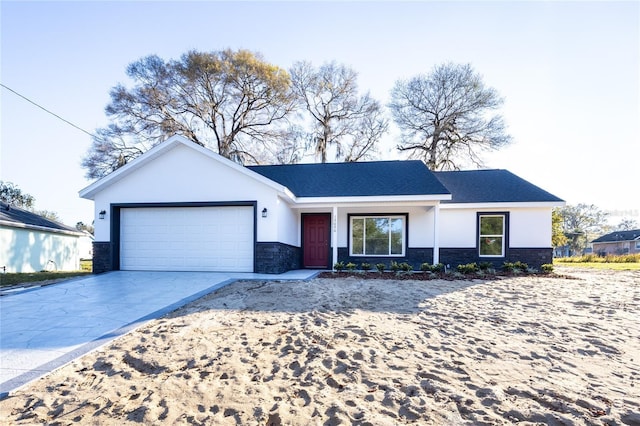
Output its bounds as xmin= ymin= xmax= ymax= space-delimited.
xmin=350 ymin=216 xmax=405 ymax=256
xmin=479 ymin=214 xmax=505 ymax=257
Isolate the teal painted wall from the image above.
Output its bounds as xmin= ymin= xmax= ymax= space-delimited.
xmin=0 ymin=226 xmax=80 ymax=273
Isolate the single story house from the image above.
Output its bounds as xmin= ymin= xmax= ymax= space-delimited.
xmin=591 ymin=229 xmax=640 ymax=256
xmin=79 ymin=135 xmax=564 ymax=274
xmin=0 ymin=201 xmax=86 ymax=273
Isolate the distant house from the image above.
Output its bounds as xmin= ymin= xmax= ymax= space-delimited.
xmin=0 ymin=201 xmax=85 ymax=273
xmin=591 ymin=229 xmax=640 ymax=256
xmin=80 ymin=135 xmax=564 ymax=274
xmin=78 ymin=230 xmax=94 ymax=260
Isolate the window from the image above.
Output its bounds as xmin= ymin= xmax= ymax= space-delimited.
xmin=350 ymin=216 xmax=405 ymax=256
xmin=479 ymin=214 xmax=505 ymax=257
xmin=636 ymin=241 xmax=640 ymax=250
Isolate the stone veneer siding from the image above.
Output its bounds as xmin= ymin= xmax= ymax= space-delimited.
xmin=336 ymin=247 xmax=434 ymax=270
xmin=92 ymin=242 xmax=113 ymax=274
xmin=439 ymin=247 xmax=553 ymax=269
xmin=255 ymin=242 xmax=301 ymax=274
xmin=505 ymin=248 xmax=554 ymax=269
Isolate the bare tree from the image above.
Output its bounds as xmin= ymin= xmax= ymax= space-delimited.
xmin=558 ymin=204 xmax=609 ymax=255
xmin=290 ymin=61 xmax=388 ymax=163
xmin=616 ymin=218 xmax=639 ymax=231
xmin=342 ymin=106 xmax=388 ymax=162
xmin=389 ymin=63 xmax=511 ymax=170
xmin=83 ymin=49 xmax=295 ymax=178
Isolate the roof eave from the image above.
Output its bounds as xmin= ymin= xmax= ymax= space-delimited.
xmin=0 ymin=220 xmax=84 ymax=237
xmin=79 ymin=135 xmax=290 ymax=200
xmin=440 ymin=201 xmax=565 ymax=209
xmin=291 ymin=194 xmax=451 ymax=206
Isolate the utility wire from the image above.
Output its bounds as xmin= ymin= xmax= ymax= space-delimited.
xmin=1 ymin=83 xmax=98 ymax=140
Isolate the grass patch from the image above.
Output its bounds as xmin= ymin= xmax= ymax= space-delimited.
xmin=555 ymin=253 xmax=640 ymax=263
xmin=0 ymin=271 xmax=90 ymax=288
xmin=554 ymin=261 xmax=640 ymax=271
xmin=80 ymin=259 xmax=92 ymax=272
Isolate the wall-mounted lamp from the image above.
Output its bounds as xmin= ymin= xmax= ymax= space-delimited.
xmin=99 ymin=210 xmax=106 ymax=220
xmin=261 ymin=207 xmax=268 ymax=218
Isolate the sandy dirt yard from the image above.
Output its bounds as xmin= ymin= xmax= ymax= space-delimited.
xmin=1 ymin=268 xmax=639 ymax=425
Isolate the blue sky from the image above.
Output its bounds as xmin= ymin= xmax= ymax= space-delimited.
xmin=1 ymin=1 xmax=638 ymax=226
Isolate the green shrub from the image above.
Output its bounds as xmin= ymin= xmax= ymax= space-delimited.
xmin=541 ymin=263 xmax=554 ymax=273
xmin=360 ymin=262 xmax=372 ymax=271
xmin=420 ymin=262 xmax=432 ymax=272
xmin=502 ymin=262 xmax=515 ymax=273
xmin=345 ymin=262 xmax=357 ymax=271
xmin=478 ymin=261 xmax=493 ymax=271
xmin=334 ymin=261 xmax=345 ymax=272
xmin=375 ymin=263 xmax=386 ymax=273
xmin=399 ymin=262 xmax=413 ymax=272
xmin=502 ymin=261 xmax=529 ymax=273
xmin=513 ymin=261 xmax=529 ymax=271
xmin=431 ymin=263 xmax=445 ymax=273
xmin=456 ymin=262 xmax=479 ymax=274
xmin=390 ymin=261 xmax=400 ymax=272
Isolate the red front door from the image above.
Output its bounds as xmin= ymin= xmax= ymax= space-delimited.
xmin=303 ymin=214 xmax=331 ymax=268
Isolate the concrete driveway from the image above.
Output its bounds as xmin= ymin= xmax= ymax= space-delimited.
xmin=0 ymin=270 xmax=318 ymax=398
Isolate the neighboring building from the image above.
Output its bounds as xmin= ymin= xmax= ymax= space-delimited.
xmin=79 ymin=135 xmax=565 ymax=274
xmin=0 ymin=201 xmax=85 ymax=273
xmin=591 ymin=229 xmax=640 ymax=256
xmin=78 ymin=230 xmax=94 ymax=260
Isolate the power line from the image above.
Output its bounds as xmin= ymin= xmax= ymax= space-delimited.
xmin=1 ymin=83 xmax=98 ymax=139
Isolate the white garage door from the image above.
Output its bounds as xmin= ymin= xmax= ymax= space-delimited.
xmin=120 ymin=206 xmax=254 ymax=272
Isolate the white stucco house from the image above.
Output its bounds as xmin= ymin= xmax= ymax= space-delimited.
xmin=0 ymin=202 xmax=85 ymax=273
xmin=79 ymin=135 xmax=564 ymax=274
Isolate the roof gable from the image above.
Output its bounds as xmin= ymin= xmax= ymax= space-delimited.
xmin=434 ymin=169 xmax=564 ymax=204
xmin=248 ymin=160 xmax=450 ymax=198
xmin=79 ymin=135 xmax=288 ymax=200
xmin=592 ymin=229 xmax=640 ymax=243
xmin=0 ymin=201 xmax=81 ymax=235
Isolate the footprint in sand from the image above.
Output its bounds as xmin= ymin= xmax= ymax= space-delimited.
xmin=288 ymin=360 xmax=303 ymax=377
xmin=294 ymin=389 xmax=311 ymax=407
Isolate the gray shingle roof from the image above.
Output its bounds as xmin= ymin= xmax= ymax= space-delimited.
xmin=248 ymin=160 xmax=450 ymax=197
xmin=592 ymin=229 xmax=640 ymax=243
xmin=434 ymin=169 xmax=564 ymax=204
xmin=0 ymin=201 xmax=81 ymax=234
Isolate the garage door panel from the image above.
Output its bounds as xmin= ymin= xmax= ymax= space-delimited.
xmin=120 ymin=206 xmax=254 ymax=272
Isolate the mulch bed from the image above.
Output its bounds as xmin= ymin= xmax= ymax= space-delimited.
xmin=317 ymin=271 xmax=571 ymax=281
xmin=318 ymin=271 xmax=498 ymax=281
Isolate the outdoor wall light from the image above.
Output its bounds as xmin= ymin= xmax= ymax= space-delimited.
xmin=99 ymin=210 xmax=106 ymax=220
xmin=262 ymin=207 xmax=268 ymax=218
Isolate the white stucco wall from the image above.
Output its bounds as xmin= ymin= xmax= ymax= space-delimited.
xmin=510 ymin=208 xmax=552 ymax=247
xmin=439 ymin=209 xmax=477 ymax=247
xmin=439 ymin=206 xmax=553 ymax=248
xmin=276 ymin=197 xmax=299 ymax=247
xmin=0 ymin=226 xmax=80 ymax=273
xmin=91 ymin=143 xmax=282 ymax=242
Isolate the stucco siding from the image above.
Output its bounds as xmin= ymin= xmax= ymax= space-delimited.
xmin=276 ymin=198 xmax=299 ymax=247
xmin=92 ymin=143 xmax=281 ymax=242
xmin=439 ymin=207 xmax=553 ymax=249
xmin=509 ymin=208 xmax=552 ymax=247
xmin=439 ymin=209 xmax=477 ymax=247
xmin=0 ymin=226 xmax=80 ymax=273
xmin=593 ymin=241 xmax=640 ymax=255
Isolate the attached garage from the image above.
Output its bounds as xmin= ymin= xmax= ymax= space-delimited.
xmin=119 ymin=205 xmax=254 ymax=272
xmin=81 ymin=135 xmax=563 ymax=275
